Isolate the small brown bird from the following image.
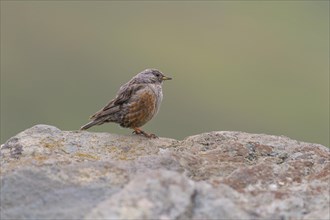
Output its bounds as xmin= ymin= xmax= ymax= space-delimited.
xmin=80 ymin=69 xmax=172 ymax=138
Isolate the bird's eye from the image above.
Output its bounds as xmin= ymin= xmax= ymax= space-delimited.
xmin=155 ymin=73 xmax=160 ymax=77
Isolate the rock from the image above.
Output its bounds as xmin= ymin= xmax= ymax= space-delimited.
xmin=87 ymin=170 xmax=196 ymax=220
xmin=1 ymin=124 xmax=329 ymax=219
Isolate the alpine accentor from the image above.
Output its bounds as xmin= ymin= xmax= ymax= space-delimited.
xmin=80 ymin=69 xmax=172 ymax=138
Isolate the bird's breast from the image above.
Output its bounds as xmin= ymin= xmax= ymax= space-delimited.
xmin=121 ymin=85 xmax=162 ymax=128
xmin=148 ymin=84 xmax=163 ymax=113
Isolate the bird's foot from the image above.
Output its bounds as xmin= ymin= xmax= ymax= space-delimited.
xmin=132 ymin=128 xmax=158 ymax=139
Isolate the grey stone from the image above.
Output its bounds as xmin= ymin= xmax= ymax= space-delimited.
xmin=86 ymin=170 xmax=195 ymax=220
xmin=1 ymin=125 xmax=329 ymax=220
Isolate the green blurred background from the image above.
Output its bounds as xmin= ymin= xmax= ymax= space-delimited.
xmin=1 ymin=1 xmax=329 ymax=146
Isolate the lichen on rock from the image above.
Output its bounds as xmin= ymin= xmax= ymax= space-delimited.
xmin=1 ymin=124 xmax=329 ymax=219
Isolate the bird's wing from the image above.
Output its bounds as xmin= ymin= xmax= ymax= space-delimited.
xmin=113 ymin=81 xmax=143 ymax=105
xmin=90 ymin=82 xmax=144 ymax=120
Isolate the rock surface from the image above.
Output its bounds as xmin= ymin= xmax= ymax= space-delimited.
xmin=1 ymin=124 xmax=329 ymax=220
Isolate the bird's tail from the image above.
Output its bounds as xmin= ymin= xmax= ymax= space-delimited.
xmin=80 ymin=120 xmax=103 ymax=130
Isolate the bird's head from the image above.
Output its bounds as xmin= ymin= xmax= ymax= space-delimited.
xmin=134 ymin=69 xmax=172 ymax=84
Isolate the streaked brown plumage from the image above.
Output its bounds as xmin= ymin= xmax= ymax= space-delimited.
xmin=80 ymin=68 xmax=172 ymax=138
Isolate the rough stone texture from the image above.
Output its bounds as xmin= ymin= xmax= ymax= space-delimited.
xmin=1 ymin=124 xmax=329 ymax=220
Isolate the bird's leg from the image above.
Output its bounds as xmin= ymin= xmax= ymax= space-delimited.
xmin=132 ymin=128 xmax=158 ymax=139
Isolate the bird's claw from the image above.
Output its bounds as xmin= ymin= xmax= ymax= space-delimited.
xmin=132 ymin=129 xmax=158 ymax=139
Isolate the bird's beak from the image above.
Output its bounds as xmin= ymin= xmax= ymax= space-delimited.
xmin=162 ymin=76 xmax=172 ymax=80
